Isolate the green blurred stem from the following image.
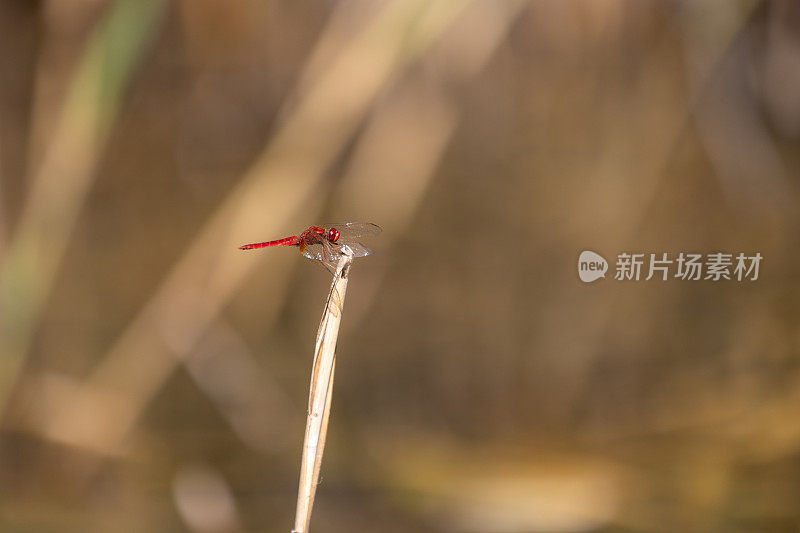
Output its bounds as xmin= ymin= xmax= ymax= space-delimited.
xmin=0 ymin=0 xmax=166 ymax=414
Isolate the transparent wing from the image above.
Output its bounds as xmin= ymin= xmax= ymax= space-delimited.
xmin=300 ymin=242 xmax=325 ymax=262
xmin=301 ymin=239 xmax=342 ymax=273
xmin=336 ymin=242 xmax=373 ymax=258
xmin=300 ymin=223 xmax=380 ymax=271
xmin=321 ymin=222 xmax=382 ymax=240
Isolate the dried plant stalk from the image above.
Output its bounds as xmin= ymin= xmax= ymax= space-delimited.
xmin=292 ymin=248 xmax=354 ymax=533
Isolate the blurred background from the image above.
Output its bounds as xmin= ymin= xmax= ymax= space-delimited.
xmin=1 ymin=0 xmax=799 ymax=531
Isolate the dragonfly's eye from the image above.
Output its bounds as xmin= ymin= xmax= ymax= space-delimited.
xmin=327 ymin=228 xmax=340 ymax=243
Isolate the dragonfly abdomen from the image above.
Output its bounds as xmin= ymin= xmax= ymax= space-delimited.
xmin=239 ymin=236 xmax=300 ymax=250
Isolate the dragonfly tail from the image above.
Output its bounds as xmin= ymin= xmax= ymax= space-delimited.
xmin=239 ymin=236 xmax=300 ymax=250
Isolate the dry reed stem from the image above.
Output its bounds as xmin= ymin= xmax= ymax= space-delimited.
xmin=293 ymin=249 xmax=353 ymax=533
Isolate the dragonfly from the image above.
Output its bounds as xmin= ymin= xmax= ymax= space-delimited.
xmin=239 ymin=222 xmax=381 ymax=272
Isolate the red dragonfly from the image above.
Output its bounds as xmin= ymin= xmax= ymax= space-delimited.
xmin=239 ymin=223 xmax=381 ymax=271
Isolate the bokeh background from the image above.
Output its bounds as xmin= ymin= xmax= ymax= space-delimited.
xmin=1 ymin=0 xmax=799 ymax=531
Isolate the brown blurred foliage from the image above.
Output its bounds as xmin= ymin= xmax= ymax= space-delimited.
xmin=1 ymin=0 xmax=800 ymax=531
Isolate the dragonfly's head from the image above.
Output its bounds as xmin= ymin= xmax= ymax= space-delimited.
xmin=327 ymin=227 xmax=340 ymax=243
